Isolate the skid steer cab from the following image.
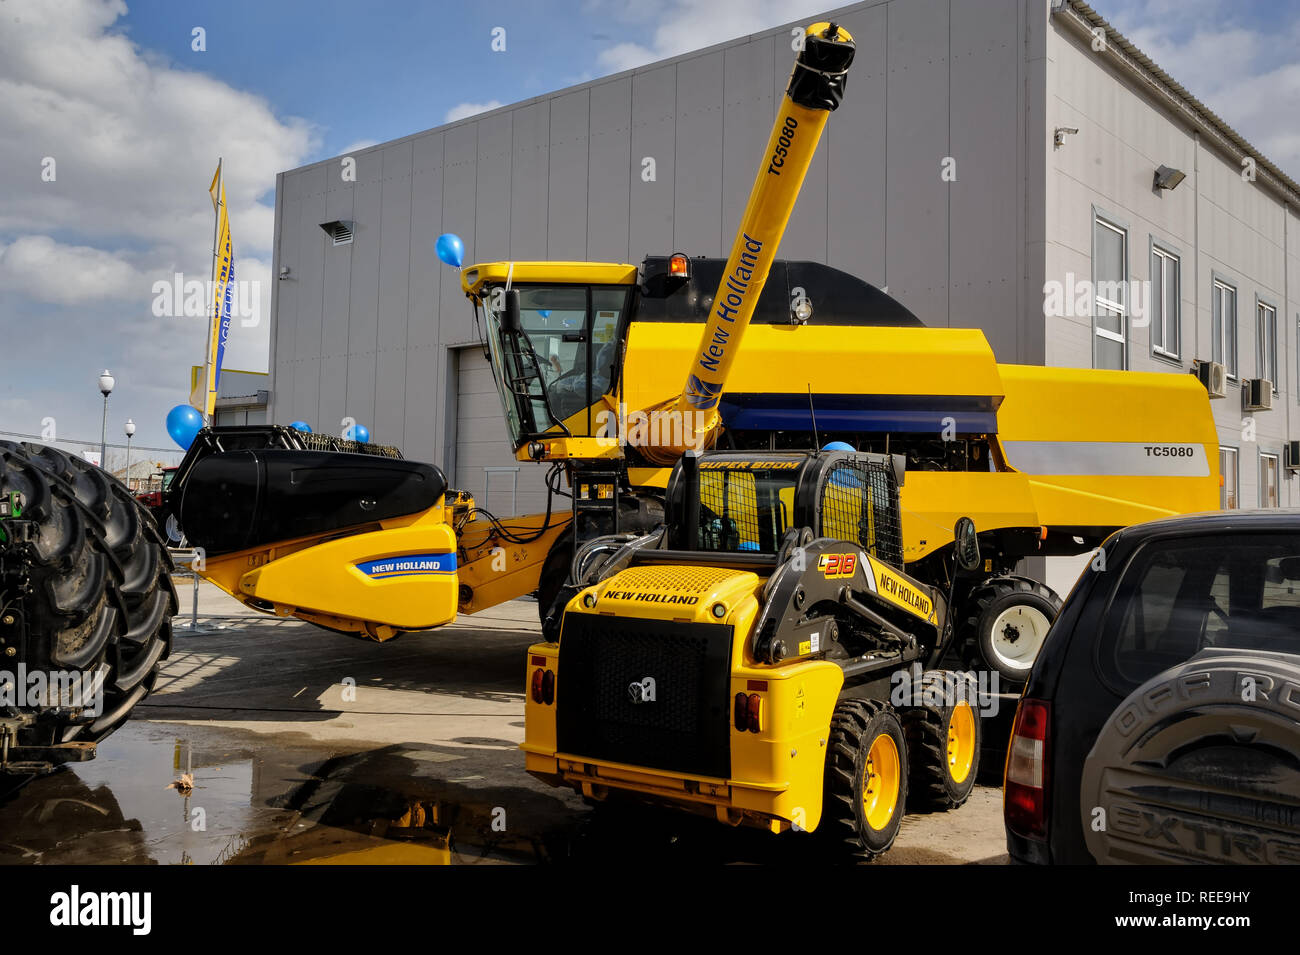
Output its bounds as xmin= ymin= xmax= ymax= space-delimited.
xmin=522 ymin=448 xmax=986 ymax=859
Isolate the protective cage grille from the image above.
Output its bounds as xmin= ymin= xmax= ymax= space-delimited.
xmin=819 ymin=460 xmax=904 ymax=567
xmin=557 ymin=614 xmax=732 ymax=780
xmin=696 ymin=468 xmax=784 ymax=552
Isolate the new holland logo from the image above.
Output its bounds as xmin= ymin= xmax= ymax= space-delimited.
xmin=356 ymin=552 xmax=456 ymax=579
xmin=684 ymin=375 xmax=724 ymax=410
xmin=628 ymin=677 xmax=657 ymax=703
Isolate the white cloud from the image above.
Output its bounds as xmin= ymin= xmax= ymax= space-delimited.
xmin=594 ymin=0 xmax=831 ymax=74
xmin=444 ymin=100 xmax=506 ymax=123
xmin=0 ymin=236 xmax=154 ymax=305
xmin=0 ymin=0 xmax=317 ymax=445
xmin=341 ymin=139 xmax=380 ymax=154
xmin=1101 ymin=0 xmax=1300 ymax=181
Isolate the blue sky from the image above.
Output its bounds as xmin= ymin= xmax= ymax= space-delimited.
xmin=1 ymin=0 xmax=1298 ymax=455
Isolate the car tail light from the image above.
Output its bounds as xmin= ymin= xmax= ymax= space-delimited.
xmin=733 ymin=692 xmax=762 ymax=732
xmin=531 ymin=668 xmax=544 ymax=703
xmin=541 ymin=669 xmax=555 ymax=705
xmin=1005 ymin=697 xmax=1050 ymax=841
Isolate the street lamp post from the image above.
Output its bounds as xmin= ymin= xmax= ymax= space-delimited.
xmin=124 ymin=419 xmax=136 ymax=490
xmin=98 ymin=370 xmax=114 ymax=469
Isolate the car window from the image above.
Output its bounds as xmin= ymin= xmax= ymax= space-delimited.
xmin=1100 ymin=533 xmax=1300 ymax=689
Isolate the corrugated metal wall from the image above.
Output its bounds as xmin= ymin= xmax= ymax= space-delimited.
xmin=268 ymin=0 xmax=1040 ymax=485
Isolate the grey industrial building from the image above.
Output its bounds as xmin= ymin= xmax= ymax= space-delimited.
xmin=267 ymin=0 xmax=1300 ymax=545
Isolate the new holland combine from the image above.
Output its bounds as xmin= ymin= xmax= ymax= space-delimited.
xmin=3 ymin=21 xmax=1219 ymax=783
xmin=163 ymin=20 xmax=1214 ymax=681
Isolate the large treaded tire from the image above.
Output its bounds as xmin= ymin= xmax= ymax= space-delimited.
xmin=820 ymin=698 xmax=908 ymax=861
xmin=1 ymin=441 xmax=176 ymax=748
xmin=958 ymin=576 xmax=1061 ymax=685
xmin=900 ymin=669 xmax=982 ymax=811
xmin=1081 ymin=648 xmax=1300 ymax=865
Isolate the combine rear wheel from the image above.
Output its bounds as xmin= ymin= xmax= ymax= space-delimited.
xmin=0 ymin=442 xmax=176 ymax=766
xmin=900 ymin=670 xmax=981 ymax=810
xmin=959 ymin=576 xmax=1060 ymax=685
xmin=821 ymin=699 xmax=907 ymax=861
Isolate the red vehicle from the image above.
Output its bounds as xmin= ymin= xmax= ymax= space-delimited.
xmin=135 ymin=466 xmax=183 ymax=545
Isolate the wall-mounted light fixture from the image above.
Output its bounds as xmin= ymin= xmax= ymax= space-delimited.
xmin=1053 ymin=126 xmax=1079 ymax=148
xmin=279 ymin=266 xmax=292 ymax=280
xmin=1153 ymin=164 xmax=1186 ymax=191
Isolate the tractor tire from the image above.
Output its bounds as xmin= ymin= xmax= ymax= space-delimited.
xmin=0 ymin=441 xmax=176 ymax=751
xmin=1081 ymin=648 xmax=1300 ymax=865
xmin=820 ymin=698 xmax=907 ymax=861
xmin=958 ymin=576 xmax=1060 ymax=685
xmin=900 ymin=669 xmax=982 ymax=811
xmin=537 ymin=531 xmax=574 ymax=642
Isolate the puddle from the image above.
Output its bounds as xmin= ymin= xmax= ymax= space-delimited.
xmin=0 ymin=722 xmax=581 ymax=865
xmin=0 ymin=721 xmax=1004 ymax=865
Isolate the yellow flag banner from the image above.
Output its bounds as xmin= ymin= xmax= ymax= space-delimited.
xmin=202 ymin=162 xmax=235 ymax=419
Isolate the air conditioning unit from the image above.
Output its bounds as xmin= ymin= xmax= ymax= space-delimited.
xmin=1194 ymin=360 xmax=1227 ymax=399
xmin=1286 ymin=440 xmax=1300 ymax=473
xmin=1243 ymin=378 xmax=1273 ymax=412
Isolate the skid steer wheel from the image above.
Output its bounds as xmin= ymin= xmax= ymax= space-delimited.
xmin=959 ymin=576 xmax=1060 ymax=685
xmin=900 ymin=669 xmax=981 ymax=811
xmin=1081 ymin=648 xmax=1300 ymax=865
xmin=0 ymin=442 xmax=177 ymax=750
xmin=822 ymin=699 xmax=907 ymax=861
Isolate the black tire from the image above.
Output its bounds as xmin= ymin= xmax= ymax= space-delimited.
xmin=0 ymin=442 xmax=176 ymax=749
xmin=537 ymin=531 xmax=574 ymax=642
xmin=821 ymin=698 xmax=907 ymax=860
xmin=958 ymin=576 xmax=1060 ymax=685
xmin=1081 ymin=648 xmax=1300 ymax=865
xmin=899 ymin=669 xmax=982 ymax=811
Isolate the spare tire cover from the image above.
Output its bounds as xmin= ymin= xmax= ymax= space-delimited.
xmin=1081 ymin=647 xmax=1300 ymax=865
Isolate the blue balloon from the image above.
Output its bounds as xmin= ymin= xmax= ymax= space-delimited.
xmin=435 ymin=233 xmax=464 ymax=267
xmin=822 ymin=441 xmax=855 ymax=452
xmin=289 ymin=420 xmax=312 ymax=433
xmin=166 ymin=404 xmax=203 ymax=450
xmin=344 ymin=423 xmax=370 ymax=444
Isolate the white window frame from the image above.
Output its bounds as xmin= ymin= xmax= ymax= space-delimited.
xmin=1220 ymin=446 xmax=1238 ymax=510
xmin=1257 ymin=298 xmax=1278 ymax=394
xmin=1149 ymin=243 xmax=1180 ymax=362
xmin=1212 ymin=277 xmax=1238 ymax=380
xmin=1092 ymin=213 xmax=1128 ymax=370
xmin=1260 ymin=452 xmax=1280 ymax=508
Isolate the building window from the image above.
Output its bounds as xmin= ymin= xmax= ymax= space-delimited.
xmin=1211 ymin=279 xmax=1238 ymax=379
xmin=1220 ymin=447 xmax=1238 ymax=509
xmin=1093 ymin=215 xmax=1127 ymax=370
xmin=1257 ymin=300 xmax=1278 ymax=392
xmin=1260 ymin=452 xmax=1280 ymax=508
xmin=1149 ymin=245 xmax=1180 ymax=360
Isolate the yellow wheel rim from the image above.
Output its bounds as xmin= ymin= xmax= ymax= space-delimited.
xmin=862 ymin=732 xmax=901 ymax=831
xmin=947 ymin=701 xmax=976 ymax=785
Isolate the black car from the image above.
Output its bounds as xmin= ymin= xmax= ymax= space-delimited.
xmin=1004 ymin=510 xmax=1300 ymax=864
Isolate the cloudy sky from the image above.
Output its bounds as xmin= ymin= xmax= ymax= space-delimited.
xmin=1 ymin=0 xmax=1297 ymax=452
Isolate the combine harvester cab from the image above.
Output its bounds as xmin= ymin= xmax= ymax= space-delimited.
xmin=170 ymin=425 xmax=462 ymax=641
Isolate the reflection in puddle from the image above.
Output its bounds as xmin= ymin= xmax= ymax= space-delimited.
xmin=0 ymin=722 xmax=580 ymax=865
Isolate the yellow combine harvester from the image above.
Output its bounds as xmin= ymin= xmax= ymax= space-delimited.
xmin=171 ymin=20 xmax=1218 ymax=693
